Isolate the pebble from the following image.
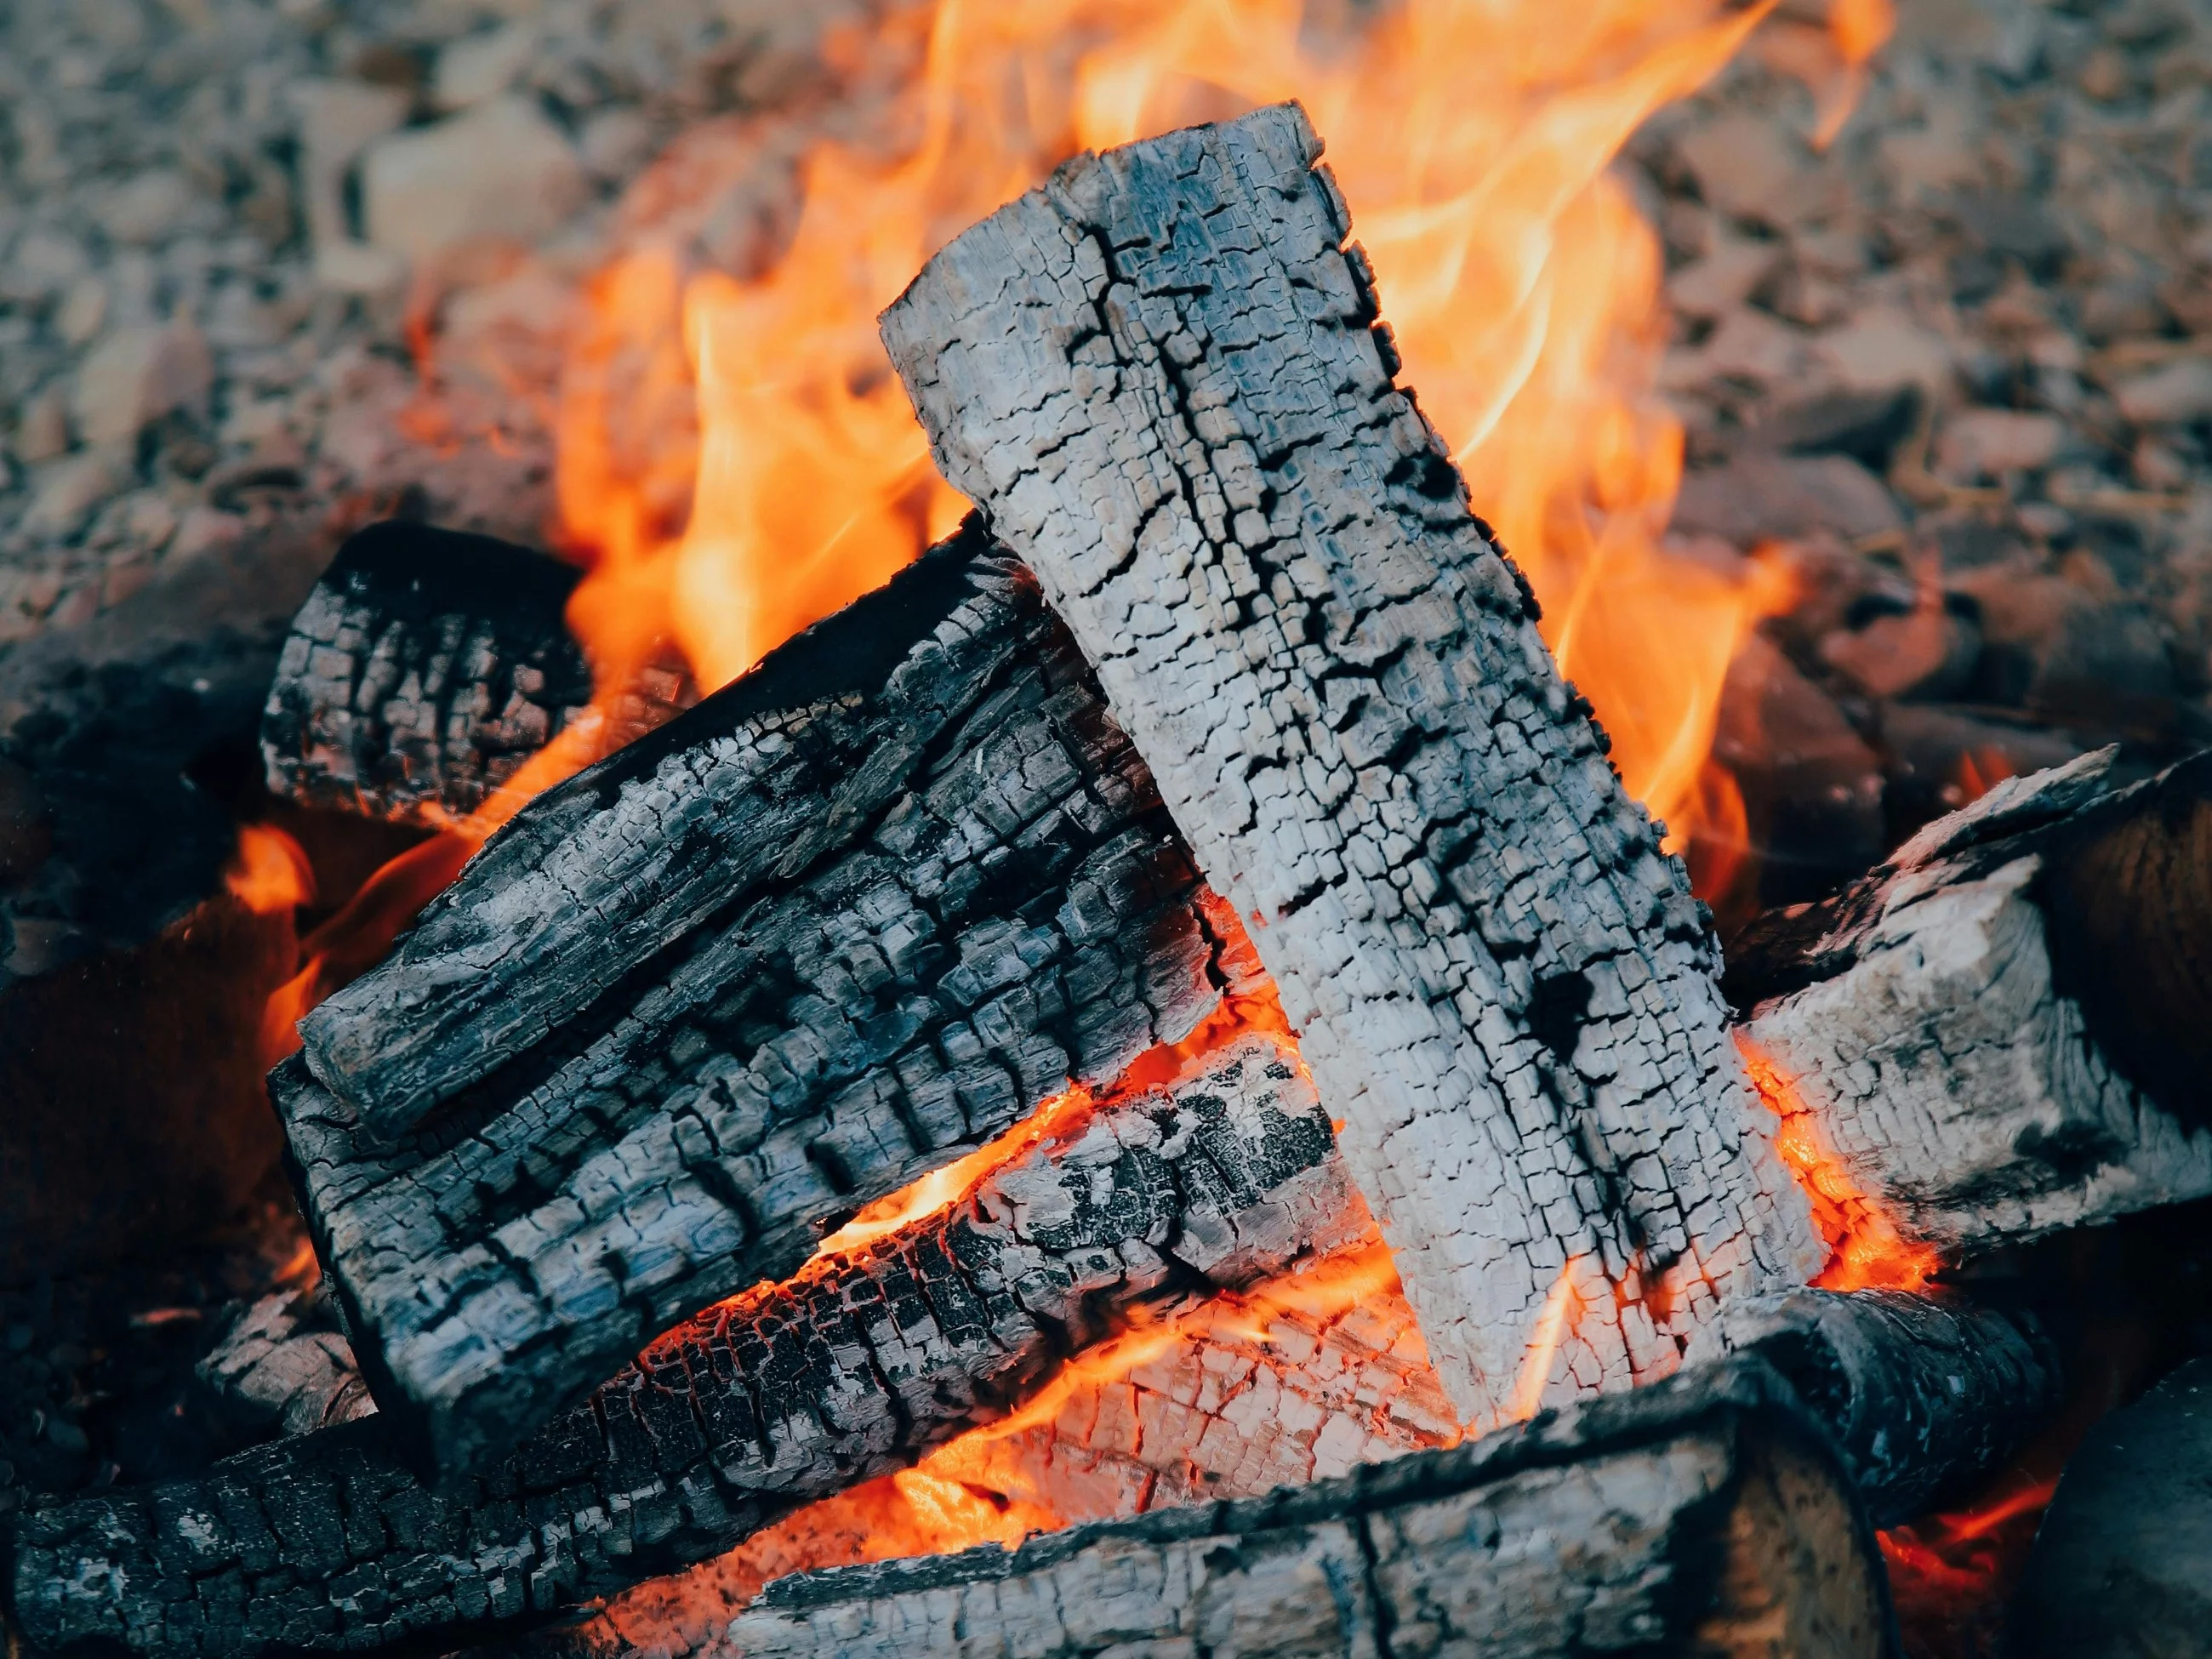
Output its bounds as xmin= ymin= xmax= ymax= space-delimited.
xmin=70 ymin=320 xmax=213 ymax=445
xmin=361 ymin=94 xmax=589 ymax=268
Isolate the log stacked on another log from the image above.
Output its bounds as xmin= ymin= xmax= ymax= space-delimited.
xmin=272 ymin=526 xmax=1257 ymax=1476
xmin=13 ymin=1037 xmax=1364 ymax=1658
xmin=1731 ymin=747 xmax=2212 ymax=1251
xmin=724 ymin=1358 xmax=1897 ymax=1659
xmin=260 ymin=520 xmax=690 ymax=825
xmin=880 ymin=100 xmax=1823 ymax=1427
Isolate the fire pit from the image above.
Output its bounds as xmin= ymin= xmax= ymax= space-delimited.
xmin=5 ymin=3 xmax=2212 ymax=1658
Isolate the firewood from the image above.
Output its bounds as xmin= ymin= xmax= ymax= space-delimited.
xmin=878 ymin=101 xmax=1822 ymax=1428
xmin=1730 ymin=746 xmax=2212 ymax=1252
xmin=722 ymin=1357 xmax=1896 ymax=1659
xmin=273 ymin=524 xmax=1249 ymax=1475
xmin=259 ymin=520 xmax=688 ymax=826
xmin=1688 ymin=1288 xmax=2061 ymax=1525
xmin=13 ymin=1038 xmax=1364 ymax=1659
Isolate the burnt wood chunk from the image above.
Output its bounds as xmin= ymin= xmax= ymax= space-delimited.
xmin=881 ymin=102 xmax=1821 ymax=1427
xmin=14 ymin=1040 xmax=1362 ymax=1659
xmin=260 ymin=520 xmax=687 ymax=825
xmin=725 ymin=1359 xmax=1896 ymax=1659
xmin=1689 ymin=1288 xmax=2061 ymax=1525
xmin=1732 ymin=748 xmax=2212 ymax=1252
xmin=276 ymin=527 xmax=1255 ymax=1476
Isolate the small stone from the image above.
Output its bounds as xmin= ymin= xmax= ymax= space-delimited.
xmin=1673 ymin=453 xmax=1903 ymax=545
xmin=362 ymin=95 xmax=589 ymax=267
xmin=1663 ymin=237 xmax=1779 ymax=322
xmin=432 ymin=22 xmax=538 ymax=111
xmin=71 ymin=320 xmax=214 ymax=445
xmin=1675 ymin=112 xmax=1825 ymax=228
xmin=313 ymin=239 xmax=408 ymax=297
xmin=288 ymin=78 xmax=411 ymax=255
xmin=55 ymin=276 xmax=109 ymax=346
xmin=95 ymin=169 xmax=197 ymax=247
xmin=169 ymin=505 xmax=248 ymax=563
xmin=1819 ymin=600 xmax=1981 ymax=701
xmin=12 ymin=387 xmax=71 ymax=465
xmin=1700 ymin=309 xmax=1806 ymax=384
xmin=579 ymin=107 xmax=656 ymax=183
xmin=1815 ymin=308 xmax=1958 ymax=396
xmin=1934 ymin=408 xmax=2068 ymax=480
xmin=20 ymin=448 xmax=131 ymax=540
xmin=2076 ymin=46 xmax=2135 ymax=103
xmin=2112 ymin=357 xmax=2212 ymax=425
xmin=0 ymin=228 xmax=88 ymax=306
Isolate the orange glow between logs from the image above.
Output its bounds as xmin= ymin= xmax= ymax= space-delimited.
xmin=1739 ymin=1035 xmax=1944 ymax=1293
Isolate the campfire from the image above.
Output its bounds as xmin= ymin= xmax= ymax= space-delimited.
xmin=6 ymin=3 xmax=2212 ymax=1658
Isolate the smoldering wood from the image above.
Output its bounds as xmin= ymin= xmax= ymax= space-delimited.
xmin=14 ymin=1039 xmax=1365 ymax=1659
xmin=259 ymin=519 xmax=689 ymax=826
xmin=1687 ymin=1288 xmax=2062 ymax=1526
xmin=520 ymin=1274 xmax=1458 ymax=1659
xmin=723 ymin=1358 xmax=1896 ymax=1659
xmin=275 ymin=526 xmax=1252 ymax=1477
xmin=197 ymin=1286 xmax=377 ymax=1440
xmin=880 ymin=101 xmax=1821 ymax=1428
xmin=1731 ymin=747 xmax=2212 ymax=1253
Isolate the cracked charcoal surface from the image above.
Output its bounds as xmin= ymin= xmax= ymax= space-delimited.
xmin=1688 ymin=1288 xmax=2061 ymax=1527
xmin=276 ymin=526 xmax=1257 ymax=1476
xmin=14 ymin=1037 xmax=1359 ymax=1658
xmin=1736 ymin=749 xmax=2212 ymax=1254
xmin=722 ymin=1358 xmax=1890 ymax=1659
xmin=881 ymin=103 xmax=1822 ymax=1427
xmin=259 ymin=520 xmax=690 ymax=827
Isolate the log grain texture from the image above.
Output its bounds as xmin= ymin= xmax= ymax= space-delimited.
xmin=881 ymin=102 xmax=1821 ymax=1426
xmin=276 ymin=527 xmax=1255 ymax=1475
xmin=14 ymin=1039 xmax=1362 ymax=1658
xmin=1688 ymin=1288 xmax=2061 ymax=1525
xmin=260 ymin=520 xmax=688 ymax=825
xmin=723 ymin=1358 xmax=1896 ymax=1659
xmin=1732 ymin=747 xmax=2212 ymax=1253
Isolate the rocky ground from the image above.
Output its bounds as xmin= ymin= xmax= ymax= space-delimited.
xmin=4 ymin=0 xmax=2212 ymax=1645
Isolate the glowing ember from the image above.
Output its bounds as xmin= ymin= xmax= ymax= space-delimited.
xmin=1507 ymin=1253 xmax=1589 ymax=1423
xmin=1739 ymin=1035 xmax=1944 ymax=1293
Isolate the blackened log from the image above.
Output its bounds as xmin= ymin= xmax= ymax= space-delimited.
xmin=1731 ymin=747 xmax=2212 ymax=1252
xmin=259 ymin=520 xmax=689 ymax=826
xmin=276 ymin=526 xmax=1250 ymax=1476
xmin=723 ymin=1358 xmax=1896 ymax=1659
xmin=12 ymin=1038 xmax=1364 ymax=1659
xmin=196 ymin=1286 xmax=377 ymax=1440
xmin=880 ymin=102 xmax=1821 ymax=1428
xmin=1688 ymin=1288 xmax=2061 ymax=1526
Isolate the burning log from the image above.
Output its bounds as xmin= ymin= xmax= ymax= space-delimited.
xmin=721 ymin=1358 xmax=1896 ymax=1659
xmin=259 ymin=520 xmax=690 ymax=826
xmin=12 ymin=1037 xmax=1363 ymax=1658
xmin=272 ymin=525 xmax=1250 ymax=1474
xmin=1687 ymin=1289 xmax=2061 ymax=1526
xmin=878 ymin=101 xmax=1822 ymax=1426
xmin=1730 ymin=746 xmax=2212 ymax=1252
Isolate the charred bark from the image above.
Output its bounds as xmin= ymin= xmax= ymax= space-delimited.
xmin=259 ymin=520 xmax=689 ymax=826
xmin=880 ymin=102 xmax=1821 ymax=1427
xmin=12 ymin=1039 xmax=1364 ymax=1659
xmin=1730 ymin=747 xmax=2212 ymax=1252
xmin=1688 ymin=1288 xmax=2061 ymax=1525
xmin=724 ymin=1358 xmax=1896 ymax=1659
xmin=274 ymin=526 xmax=1251 ymax=1476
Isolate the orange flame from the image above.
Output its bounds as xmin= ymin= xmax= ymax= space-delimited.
xmin=548 ymin=0 xmax=1880 ymax=865
xmin=1506 ymin=1253 xmax=1589 ymax=1422
xmin=225 ymin=824 xmax=315 ymax=915
xmin=1812 ymin=0 xmax=1896 ymax=151
xmin=1739 ymin=1035 xmax=1943 ymax=1293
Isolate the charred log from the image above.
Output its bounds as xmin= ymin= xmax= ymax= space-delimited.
xmin=723 ymin=1357 xmax=1896 ymax=1659
xmin=1688 ymin=1288 xmax=2062 ymax=1526
xmin=880 ymin=102 xmax=1821 ymax=1427
xmin=1730 ymin=748 xmax=2212 ymax=1252
xmin=12 ymin=1038 xmax=1364 ymax=1658
xmin=274 ymin=526 xmax=1249 ymax=1476
xmin=259 ymin=520 xmax=690 ymax=827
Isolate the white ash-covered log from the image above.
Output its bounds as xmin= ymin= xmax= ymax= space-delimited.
xmin=272 ymin=525 xmax=1251 ymax=1476
xmin=13 ymin=1038 xmax=1362 ymax=1658
xmin=723 ymin=1358 xmax=1896 ymax=1659
xmin=259 ymin=520 xmax=690 ymax=825
xmin=1687 ymin=1288 xmax=2061 ymax=1526
xmin=1730 ymin=746 xmax=2212 ymax=1251
xmin=879 ymin=100 xmax=1822 ymax=1426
